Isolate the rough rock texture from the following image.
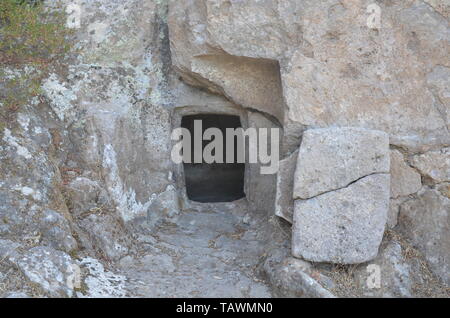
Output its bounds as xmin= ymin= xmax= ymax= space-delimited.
xmin=10 ymin=246 xmax=74 ymax=298
xmin=398 ymin=188 xmax=450 ymax=285
xmin=263 ymin=256 xmax=335 ymax=298
xmin=387 ymin=197 xmax=409 ymax=229
xmin=424 ymin=0 xmax=450 ymax=17
xmin=411 ymin=148 xmax=450 ymax=184
xmin=185 ymin=55 xmax=284 ymax=123
xmin=293 ymin=174 xmax=390 ymax=264
xmin=275 ymin=150 xmax=298 ymax=223
xmin=168 ymin=0 xmax=450 ymax=153
xmin=123 ymin=203 xmax=272 ymax=297
xmin=354 ymin=241 xmax=413 ymax=297
xmin=293 ymin=127 xmax=390 ymax=200
xmin=46 ymin=0 xmax=177 ymax=226
xmin=246 ymin=112 xmax=281 ymax=214
xmin=0 ymin=0 xmax=449 ymax=298
xmin=387 ymin=150 xmax=422 ymax=229
xmin=169 ymin=1 xmax=288 ymax=124
xmin=390 ymin=150 xmax=422 ymax=199
xmin=147 ymin=185 xmax=180 ymax=228
xmin=0 ymin=239 xmax=21 ymax=261
xmin=78 ymin=257 xmax=127 ymax=298
xmin=0 ymin=0 xmax=178 ymax=296
xmin=0 ymin=97 xmax=77 ymax=255
xmin=38 ymin=209 xmax=78 ymax=254
xmin=291 ymin=127 xmax=390 ymax=264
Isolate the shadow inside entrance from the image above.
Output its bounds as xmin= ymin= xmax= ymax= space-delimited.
xmin=181 ymin=114 xmax=245 ymax=203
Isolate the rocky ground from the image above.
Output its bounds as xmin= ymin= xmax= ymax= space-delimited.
xmin=0 ymin=200 xmax=275 ymax=298
xmin=121 ymin=202 xmax=271 ymax=298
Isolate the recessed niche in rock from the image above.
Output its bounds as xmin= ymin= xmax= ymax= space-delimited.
xmin=181 ymin=114 xmax=246 ymax=203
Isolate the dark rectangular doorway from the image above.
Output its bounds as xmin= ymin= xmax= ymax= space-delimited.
xmin=181 ymin=114 xmax=246 ymax=203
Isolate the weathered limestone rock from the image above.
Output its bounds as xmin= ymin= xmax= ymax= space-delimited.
xmin=390 ymin=150 xmax=422 ymax=198
xmin=58 ymin=0 xmax=158 ymax=67
xmin=293 ymin=127 xmax=389 ymax=200
xmin=10 ymin=246 xmax=75 ymax=298
xmin=437 ymin=183 xmax=450 ymax=199
xmin=43 ymin=0 xmax=175 ymax=226
xmin=0 ymin=239 xmax=21 ymax=262
xmin=64 ymin=178 xmax=109 ymax=216
xmin=169 ymin=1 xmax=450 ymax=153
xmin=398 ymin=188 xmax=450 ymax=285
xmin=0 ymin=0 xmax=448 ymax=298
xmin=0 ymin=107 xmax=71 ymax=243
xmin=355 ymin=242 xmax=412 ymax=298
xmin=65 ymin=179 xmax=134 ymax=261
xmin=275 ymin=150 xmax=298 ymax=223
xmin=427 ymin=66 xmax=450 ymax=129
xmin=3 ymin=292 xmax=31 ymax=298
xmin=293 ymin=174 xmax=390 ymax=264
xmin=188 ymin=55 xmax=285 ymax=123
xmin=78 ymin=257 xmax=127 ymax=298
xmin=39 ymin=209 xmax=77 ymax=254
xmin=147 ymin=185 xmax=181 ymax=227
xmin=286 ymin=2 xmax=449 ymax=152
xmin=424 ymin=0 xmax=450 ymax=18
xmin=75 ymin=211 xmax=134 ymax=262
xmin=387 ymin=197 xmax=409 ymax=229
xmin=411 ymin=148 xmax=450 ymax=184
xmin=262 ymin=248 xmax=335 ymax=298
xmin=246 ymin=112 xmax=281 ymax=214
xmin=387 ymin=150 xmax=422 ymax=228
xmin=168 ymin=0 xmax=301 ymax=67
xmin=264 ymin=257 xmax=335 ymax=298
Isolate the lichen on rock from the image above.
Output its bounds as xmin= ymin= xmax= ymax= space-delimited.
xmin=0 ymin=0 xmax=449 ymax=298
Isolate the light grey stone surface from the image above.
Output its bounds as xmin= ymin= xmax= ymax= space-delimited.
xmin=355 ymin=242 xmax=412 ymax=298
xmin=387 ymin=197 xmax=409 ymax=229
xmin=3 ymin=292 xmax=31 ymax=298
xmin=292 ymin=174 xmax=390 ymax=264
xmin=78 ymin=257 xmax=127 ymax=298
xmin=293 ymin=127 xmax=389 ymax=200
xmin=263 ymin=256 xmax=335 ymax=298
xmin=275 ymin=150 xmax=298 ymax=223
xmin=169 ymin=0 xmax=450 ymax=153
xmin=398 ymin=188 xmax=450 ymax=285
xmin=64 ymin=178 xmax=109 ymax=216
xmin=0 ymin=239 xmax=21 ymax=261
xmin=0 ymin=0 xmax=449 ymax=298
xmin=39 ymin=209 xmax=78 ymax=253
xmin=246 ymin=112 xmax=280 ymax=215
xmin=10 ymin=246 xmax=74 ymax=297
xmin=411 ymin=147 xmax=450 ymax=184
xmin=390 ymin=150 xmax=422 ymax=198
xmin=147 ymin=185 xmax=181 ymax=227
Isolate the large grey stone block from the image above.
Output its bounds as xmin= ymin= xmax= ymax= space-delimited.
xmin=292 ymin=174 xmax=390 ymax=264
xmin=293 ymin=127 xmax=390 ymax=200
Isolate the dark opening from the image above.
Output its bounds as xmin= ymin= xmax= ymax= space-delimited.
xmin=181 ymin=114 xmax=246 ymax=203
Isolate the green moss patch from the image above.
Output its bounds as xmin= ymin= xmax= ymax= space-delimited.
xmin=0 ymin=0 xmax=73 ymax=127
xmin=0 ymin=0 xmax=72 ymax=65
